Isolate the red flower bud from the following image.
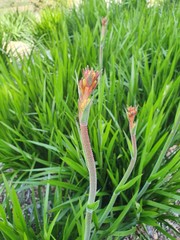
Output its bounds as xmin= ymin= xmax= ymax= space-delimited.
xmin=78 ymin=67 xmax=99 ymax=116
xmin=127 ymin=106 xmax=137 ymax=130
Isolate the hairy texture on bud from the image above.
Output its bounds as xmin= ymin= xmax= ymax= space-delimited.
xmin=127 ymin=106 xmax=137 ymax=130
xmin=78 ymin=67 xmax=99 ymax=123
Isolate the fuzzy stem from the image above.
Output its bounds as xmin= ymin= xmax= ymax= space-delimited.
xmin=97 ymin=125 xmax=137 ymax=230
xmin=80 ymin=124 xmax=97 ymax=240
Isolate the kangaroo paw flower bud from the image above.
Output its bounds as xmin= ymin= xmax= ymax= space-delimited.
xmin=127 ymin=106 xmax=138 ymax=130
xmin=78 ymin=67 xmax=99 ymax=124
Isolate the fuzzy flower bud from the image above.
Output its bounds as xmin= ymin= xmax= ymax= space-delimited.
xmin=101 ymin=17 xmax=108 ymax=26
xmin=127 ymin=106 xmax=138 ymax=130
xmin=78 ymin=67 xmax=99 ymax=124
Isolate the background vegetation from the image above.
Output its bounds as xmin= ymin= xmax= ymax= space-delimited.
xmin=0 ymin=0 xmax=179 ymax=239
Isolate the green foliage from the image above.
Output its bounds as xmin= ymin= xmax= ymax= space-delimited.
xmin=0 ymin=10 xmax=35 ymax=42
xmin=0 ymin=0 xmax=180 ymax=239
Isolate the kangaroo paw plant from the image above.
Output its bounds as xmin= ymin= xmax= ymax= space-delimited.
xmin=78 ymin=67 xmax=99 ymax=240
xmin=93 ymin=106 xmax=138 ymax=232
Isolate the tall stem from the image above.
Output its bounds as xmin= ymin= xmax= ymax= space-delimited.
xmin=98 ymin=129 xmax=137 ymax=227
xmin=99 ymin=17 xmax=107 ymax=72
xmin=78 ymin=67 xmax=99 ymax=240
xmin=80 ymin=124 xmax=97 ymax=240
xmin=137 ymin=108 xmax=180 ymax=200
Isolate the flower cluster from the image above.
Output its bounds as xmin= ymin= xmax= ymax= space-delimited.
xmin=78 ymin=67 xmax=99 ymax=120
xmin=127 ymin=106 xmax=137 ymax=130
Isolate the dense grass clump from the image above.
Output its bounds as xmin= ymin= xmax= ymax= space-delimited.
xmin=0 ymin=0 xmax=179 ymax=239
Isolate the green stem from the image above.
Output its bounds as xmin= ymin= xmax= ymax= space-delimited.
xmin=97 ymin=127 xmax=137 ymax=230
xmin=80 ymin=124 xmax=97 ymax=240
xmin=137 ymin=108 xmax=180 ymax=200
xmin=99 ymin=19 xmax=107 ymax=71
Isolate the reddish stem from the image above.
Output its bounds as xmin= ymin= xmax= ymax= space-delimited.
xmin=80 ymin=124 xmax=97 ymax=204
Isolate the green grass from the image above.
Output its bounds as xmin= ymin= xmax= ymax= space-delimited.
xmin=0 ymin=10 xmax=35 ymax=42
xmin=0 ymin=0 xmax=180 ymax=239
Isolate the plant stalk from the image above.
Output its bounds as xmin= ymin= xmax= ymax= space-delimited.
xmin=78 ymin=67 xmax=99 ymax=240
xmin=99 ymin=17 xmax=107 ymax=72
xmin=137 ymin=107 xmax=180 ymax=200
xmin=80 ymin=124 xmax=97 ymax=240
xmin=98 ymin=128 xmax=137 ymax=227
